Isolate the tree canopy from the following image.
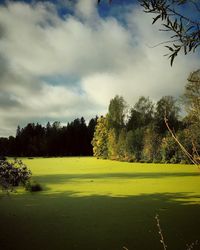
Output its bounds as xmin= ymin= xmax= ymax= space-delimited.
xmin=92 ymin=74 xmax=200 ymax=163
xmin=0 ymin=117 xmax=97 ymax=157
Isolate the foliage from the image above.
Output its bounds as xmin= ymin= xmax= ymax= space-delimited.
xmin=26 ymin=180 xmax=43 ymax=192
xmin=182 ymin=70 xmax=200 ymax=163
xmin=0 ymin=73 xmax=199 ymax=164
xmin=117 ymin=128 xmax=128 ymax=161
xmin=0 ymin=159 xmax=31 ymax=191
xmin=134 ymin=96 xmax=154 ymax=126
xmin=130 ymin=128 xmax=144 ymax=162
xmin=0 ymin=116 xmax=97 ymax=157
xmin=107 ymin=128 xmax=118 ymax=160
xmin=140 ymin=0 xmax=200 ymax=65
xmin=183 ymin=69 xmax=200 ymax=125
xmin=160 ymin=132 xmax=180 ymax=163
xmin=107 ymin=95 xmax=126 ymax=133
xmin=125 ymin=131 xmax=137 ymax=162
xmin=155 ymin=95 xmax=180 ymax=134
xmin=176 ymin=128 xmax=194 ymax=164
xmin=98 ymin=0 xmax=200 ymax=65
xmin=92 ymin=116 xmax=109 ymax=159
xmin=127 ymin=109 xmax=143 ymax=131
xmin=142 ymin=126 xmax=161 ymax=163
xmin=92 ymin=72 xmax=200 ymax=163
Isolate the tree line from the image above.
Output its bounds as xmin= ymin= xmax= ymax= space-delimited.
xmin=0 ymin=117 xmax=97 ymax=157
xmin=92 ymin=70 xmax=200 ymax=164
xmin=0 ymin=70 xmax=199 ymax=162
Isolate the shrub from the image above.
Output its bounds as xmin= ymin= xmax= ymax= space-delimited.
xmin=0 ymin=156 xmax=6 ymax=161
xmin=0 ymin=159 xmax=31 ymax=192
xmin=26 ymin=180 xmax=42 ymax=192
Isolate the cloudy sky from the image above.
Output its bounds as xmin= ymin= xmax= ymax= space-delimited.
xmin=0 ymin=0 xmax=199 ymax=137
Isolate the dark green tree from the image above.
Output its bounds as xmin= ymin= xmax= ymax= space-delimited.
xmin=107 ymin=95 xmax=126 ymax=133
xmin=134 ymin=96 xmax=154 ymax=126
xmin=142 ymin=125 xmax=162 ymax=163
xmin=182 ymin=70 xmax=200 ymax=161
xmin=117 ymin=128 xmax=127 ymax=161
xmin=87 ymin=116 xmax=98 ymax=155
xmin=127 ymin=109 xmax=142 ymax=131
xmin=183 ymin=69 xmax=200 ymax=125
xmin=160 ymin=132 xmax=181 ymax=163
xmin=131 ymin=128 xmax=144 ymax=161
xmin=155 ymin=96 xmax=180 ymax=134
xmin=127 ymin=97 xmax=154 ymax=131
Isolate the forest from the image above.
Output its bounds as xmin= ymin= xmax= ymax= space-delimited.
xmin=0 ymin=70 xmax=199 ymax=164
xmin=0 ymin=117 xmax=97 ymax=157
xmin=0 ymin=1 xmax=200 ymax=249
xmin=92 ymin=70 xmax=200 ymax=164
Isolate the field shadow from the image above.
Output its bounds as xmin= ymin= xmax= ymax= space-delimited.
xmin=0 ymin=190 xmax=200 ymax=250
xmin=33 ymin=171 xmax=200 ymax=185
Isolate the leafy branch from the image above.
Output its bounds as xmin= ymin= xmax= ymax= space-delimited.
xmin=98 ymin=0 xmax=200 ymax=65
xmin=140 ymin=0 xmax=200 ymax=65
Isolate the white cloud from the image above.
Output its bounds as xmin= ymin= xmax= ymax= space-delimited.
xmin=82 ymin=6 xmax=200 ymax=107
xmin=0 ymin=2 xmax=132 ymax=77
xmin=0 ymin=1 xmax=199 ymax=136
xmin=75 ymin=0 xmax=97 ymax=19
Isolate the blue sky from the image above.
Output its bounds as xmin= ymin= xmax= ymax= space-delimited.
xmin=0 ymin=0 xmax=199 ymax=137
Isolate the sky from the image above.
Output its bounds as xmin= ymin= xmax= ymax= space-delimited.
xmin=0 ymin=0 xmax=199 ymax=137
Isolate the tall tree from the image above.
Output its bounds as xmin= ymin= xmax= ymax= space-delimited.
xmin=1 ymin=117 xmax=96 ymax=157
xmin=87 ymin=116 xmax=98 ymax=155
xmin=127 ymin=97 xmax=154 ymax=131
xmin=131 ymin=128 xmax=144 ymax=161
xmin=92 ymin=116 xmax=109 ymax=159
xmin=127 ymin=109 xmax=142 ymax=131
xmin=107 ymin=95 xmax=126 ymax=133
xmin=142 ymin=125 xmax=161 ymax=163
xmin=134 ymin=96 xmax=154 ymax=126
xmin=107 ymin=128 xmax=118 ymax=160
xmin=183 ymin=69 xmax=200 ymax=125
xmin=117 ymin=128 xmax=129 ymax=161
xmin=155 ymin=96 xmax=180 ymax=134
xmin=160 ymin=132 xmax=181 ymax=163
xmin=182 ymin=70 xmax=200 ymax=161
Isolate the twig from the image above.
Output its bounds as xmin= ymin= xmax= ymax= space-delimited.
xmin=192 ymin=141 xmax=200 ymax=159
xmin=155 ymin=214 xmax=167 ymax=250
xmin=146 ymin=39 xmax=180 ymax=48
xmin=164 ymin=116 xmax=199 ymax=167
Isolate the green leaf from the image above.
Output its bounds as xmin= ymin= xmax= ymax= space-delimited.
xmin=152 ymin=14 xmax=161 ymax=24
xmin=165 ymin=46 xmax=174 ymax=51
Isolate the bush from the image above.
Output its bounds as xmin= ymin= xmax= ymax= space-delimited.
xmin=0 ymin=159 xmax=31 ymax=192
xmin=0 ymin=156 xmax=6 ymax=161
xmin=26 ymin=180 xmax=42 ymax=192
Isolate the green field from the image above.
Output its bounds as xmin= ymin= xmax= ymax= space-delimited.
xmin=0 ymin=157 xmax=200 ymax=250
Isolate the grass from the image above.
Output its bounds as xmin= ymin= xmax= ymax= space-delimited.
xmin=0 ymin=157 xmax=200 ymax=250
